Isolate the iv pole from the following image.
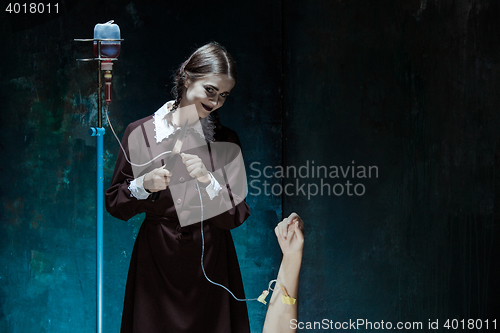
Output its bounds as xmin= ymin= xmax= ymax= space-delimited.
xmin=74 ymin=37 xmax=123 ymax=333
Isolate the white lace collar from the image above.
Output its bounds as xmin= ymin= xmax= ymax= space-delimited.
xmin=153 ymin=101 xmax=205 ymax=143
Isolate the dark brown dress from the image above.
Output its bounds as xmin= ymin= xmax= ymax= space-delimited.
xmin=105 ymin=114 xmax=251 ymax=333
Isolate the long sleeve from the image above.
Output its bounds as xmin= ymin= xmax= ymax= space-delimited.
xmin=105 ymin=120 xmax=152 ymax=221
xmin=199 ymin=128 xmax=251 ymax=230
xmin=204 ymin=171 xmax=223 ymax=199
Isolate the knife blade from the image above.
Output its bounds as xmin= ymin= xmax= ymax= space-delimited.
xmin=151 ymin=119 xmax=189 ymax=201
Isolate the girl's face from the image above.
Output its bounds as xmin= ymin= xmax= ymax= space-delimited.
xmin=180 ymin=74 xmax=235 ymax=118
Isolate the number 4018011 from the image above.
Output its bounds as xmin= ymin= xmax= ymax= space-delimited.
xmin=5 ymin=3 xmax=59 ymax=14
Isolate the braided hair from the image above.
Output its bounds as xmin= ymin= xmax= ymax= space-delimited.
xmin=170 ymin=42 xmax=237 ymax=142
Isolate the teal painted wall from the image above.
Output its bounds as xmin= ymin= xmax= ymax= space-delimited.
xmin=1 ymin=0 xmax=499 ymax=332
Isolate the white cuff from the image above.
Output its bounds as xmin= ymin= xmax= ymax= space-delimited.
xmin=128 ymin=175 xmax=151 ymax=200
xmin=205 ymin=171 xmax=222 ymax=200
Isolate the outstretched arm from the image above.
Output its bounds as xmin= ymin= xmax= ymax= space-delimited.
xmin=263 ymin=213 xmax=304 ymax=333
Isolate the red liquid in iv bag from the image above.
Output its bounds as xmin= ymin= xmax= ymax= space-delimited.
xmin=93 ymin=42 xmax=121 ymax=58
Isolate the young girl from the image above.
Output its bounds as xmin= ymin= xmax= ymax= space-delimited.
xmin=105 ymin=42 xmax=251 ymax=333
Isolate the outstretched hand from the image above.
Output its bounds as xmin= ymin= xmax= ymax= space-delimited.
xmin=263 ymin=212 xmax=304 ymax=333
xmin=274 ymin=212 xmax=304 ymax=255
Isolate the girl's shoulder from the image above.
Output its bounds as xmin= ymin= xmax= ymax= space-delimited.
xmin=215 ymin=125 xmax=241 ymax=147
xmin=122 ymin=114 xmax=155 ymax=138
xmin=123 ymin=101 xmax=172 ymax=138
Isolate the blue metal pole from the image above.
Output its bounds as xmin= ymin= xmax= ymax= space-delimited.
xmin=74 ymin=35 xmax=122 ymax=333
xmin=91 ymin=126 xmax=105 ymax=333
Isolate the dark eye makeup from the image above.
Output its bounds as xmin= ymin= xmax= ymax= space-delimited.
xmin=205 ymin=86 xmax=230 ymax=98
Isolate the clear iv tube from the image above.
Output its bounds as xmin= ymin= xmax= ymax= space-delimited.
xmin=105 ymin=103 xmax=172 ymax=167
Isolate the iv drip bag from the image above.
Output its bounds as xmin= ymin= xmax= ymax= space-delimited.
xmin=93 ymin=20 xmax=121 ymax=58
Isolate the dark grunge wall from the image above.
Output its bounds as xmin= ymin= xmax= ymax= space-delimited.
xmin=282 ymin=0 xmax=500 ymax=330
xmin=1 ymin=0 xmax=499 ymax=332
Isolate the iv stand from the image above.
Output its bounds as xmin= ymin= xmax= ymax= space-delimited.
xmin=74 ymin=38 xmax=123 ymax=333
